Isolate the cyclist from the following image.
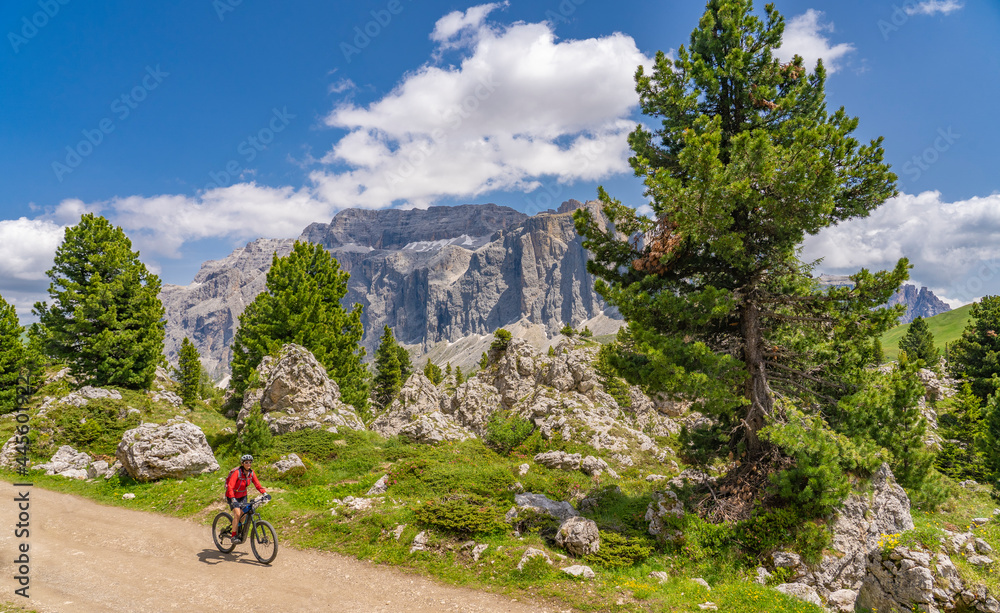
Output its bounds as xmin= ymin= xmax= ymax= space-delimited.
xmin=226 ymin=454 xmax=267 ymax=543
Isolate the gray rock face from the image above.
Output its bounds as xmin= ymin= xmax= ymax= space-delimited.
xmin=555 ymin=516 xmax=601 ymax=556
xmin=160 ymin=238 xmax=295 ymax=378
xmin=63 ymin=386 xmax=122 ymax=407
xmin=161 ymin=202 xmax=619 ymax=378
xmin=857 ymin=547 xmax=1000 ymax=613
xmin=116 ymin=419 xmax=220 ymax=481
xmin=888 ymin=284 xmax=952 ymax=324
xmin=773 ymin=583 xmax=822 ymax=607
xmin=371 ymin=373 xmax=443 ymax=437
xmin=534 ymin=450 xmax=581 ymax=471
xmin=239 ymin=344 xmax=365 ymax=435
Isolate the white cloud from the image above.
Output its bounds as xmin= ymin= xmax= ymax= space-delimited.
xmin=0 ymin=218 xmax=66 ymax=316
xmin=431 ymin=2 xmax=507 ymax=43
xmin=776 ymin=10 xmax=855 ymax=74
xmin=905 ymin=1 xmax=964 ymax=16
xmin=315 ymin=18 xmax=650 ymax=209
xmin=801 ymin=191 xmax=1000 ymax=305
xmin=98 ymin=183 xmax=330 ymax=258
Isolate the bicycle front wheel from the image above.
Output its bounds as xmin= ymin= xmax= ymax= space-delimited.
xmin=212 ymin=512 xmax=236 ymax=553
xmin=250 ymin=519 xmax=278 ymax=564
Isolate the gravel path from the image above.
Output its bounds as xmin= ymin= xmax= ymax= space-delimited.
xmin=1 ymin=482 xmax=561 ymax=613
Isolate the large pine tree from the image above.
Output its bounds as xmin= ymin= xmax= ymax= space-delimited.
xmin=231 ymin=241 xmax=369 ymax=413
xmin=575 ymin=0 xmax=908 ymax=515
xmin=34 ymin=214 xmax=165 ymax=389
xmin=0 ymin=294 xmax=25 ymax=414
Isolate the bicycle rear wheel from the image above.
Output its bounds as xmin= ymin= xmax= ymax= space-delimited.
xmin=250 ymin=519 xmax=278 ymax=564
xmin=212 ymin=512 xmax=236 ymax=553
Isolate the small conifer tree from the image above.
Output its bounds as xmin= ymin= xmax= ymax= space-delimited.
xmin=373 ymin=325 xmax=405 ymax=411
xmin=176 ymin=337 xmax=201 ymax=408
xmin=0 ymin=294 xmax=25 ymax=414
xmin=899 ymin=317 xmax=938 ymax=365
xmin=239 ymin=404 xmax=273 ymax=459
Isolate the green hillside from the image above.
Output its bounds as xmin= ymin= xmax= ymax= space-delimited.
xmin=881 ymin=303 xmax=974 ymax=361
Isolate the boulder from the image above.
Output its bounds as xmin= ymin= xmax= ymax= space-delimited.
xmin=580 ymin=455 xmax=618 ymax=479
xmin=0 ymin=434 xmax=24 ymax=470
xmin=149 ymin=390 xmax=183 ymax=407
xmin=239 ymin=344 xmax=365 ymax=435
xmin=366 ymin=474 xmax=390 ymax=496
xmin=563 ymin=565 xmax=595 ymax=579
xmin=517 ymin=547 xmax=552 ymax=570
xmin=555 ymin=516 xmax=600 ymax=556
xmin=773 ymin=583 xmax=822 ymax=607
xmin=63 ymin=386 xmax=122 ymax=407
xmin=32 ymin=445 xmax=91 ymax=478
xmin=271 ymin=454 xmax=306 ymax=477
xmin=509 ymin=492 xmax=579 ymax=522
xmin=116 ymin=419 xmax=220 ymax=481
xmin=646 ymin=490 xmax=685 ymax=538
xmin=534 ymin=450 xmax=581 ymax=471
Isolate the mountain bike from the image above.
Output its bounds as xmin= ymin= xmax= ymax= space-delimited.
xmin=212 ymin=494 xmax=278 ymax=564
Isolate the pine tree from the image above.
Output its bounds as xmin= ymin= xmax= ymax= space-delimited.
xmin=455 ymin=366 xmax=464 ymax=385
xmin=33 ymin=214 xmax=165 ymax=389
xmin=445 ymin=362 xmax=452 ymax=377
xmin=176 ymin=337 xmax=201 ymax=408
xmin=981 ymin=382 xmax=1000 ymax=485
xmin=949 ymin=296 xmax=1000 ymax=400
xmin=899 ymin=317 xmax=938 ymax=365
xmin=575 ymin=0 xmax=906 ymax=513
xmin=372 ymin=325 xmax=404 ymax=411
xmin=231 ymin=241 xmax=369 ymax=413
xmin=423 ymin=360 xmax=443 ymax=385
xmin=936 ymin=382 xmax=987 ymax=482
xmin=239 ymin=404 xmax=273 ymax=459
xmin=0 ymin=294 xmax=25 ymax=414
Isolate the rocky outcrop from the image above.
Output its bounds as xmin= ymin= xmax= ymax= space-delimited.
xmin=507 ymin=492 xmax=579 ymax=522
xmin=857 ymin=547 xmax=1000 ymax=613
xmin=271 ymin=454 xmax=306 ymax=477
xmin=116 ymin=419 xmax=220 ymax=481
xmin=61 ymin=386 xmax=123 ymax=407
xmin=31 ymin=445 xmax=91 ymax=479
xmin=239 ymin=344 xmax=365 ymax=435
xmin=161 ymin=202 xmax=621 ymax=377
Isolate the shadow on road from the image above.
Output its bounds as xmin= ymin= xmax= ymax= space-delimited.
xmin=197 ymin=548 xmax=272 ymax=567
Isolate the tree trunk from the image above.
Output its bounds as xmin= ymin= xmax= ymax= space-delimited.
xmin=741 ymin=295 xmax=773 ymax=459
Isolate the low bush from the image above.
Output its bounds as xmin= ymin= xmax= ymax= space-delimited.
xmin=413 ymin=494 xmax=509 ymax=536
xmin=483 ymin=410 xmax=535 ymax=455
xmin=586 ymin=530 xmax=655 ymax=568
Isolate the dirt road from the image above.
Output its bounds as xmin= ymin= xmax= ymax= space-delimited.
xmin=1 ymin=483 xmax=561 ymax=613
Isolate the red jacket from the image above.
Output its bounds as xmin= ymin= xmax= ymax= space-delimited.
xmin=226 ymin=467 xmax=266 ymax=499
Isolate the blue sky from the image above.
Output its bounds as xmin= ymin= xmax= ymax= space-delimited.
xmin=1 ymin=0 xmax=998 ymax=317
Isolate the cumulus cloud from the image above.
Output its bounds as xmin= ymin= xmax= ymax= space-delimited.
xmin=905 ymin=1 xmax=964 ymax=16
xmin=776 ymin=10 xmax=855 ymax=74
xmin=801 ymin=191 xmax=1000 ymax=305
xmin=1 ymin=8 xmax=651 ymax=306
xmin=0 ymin=218 xmax=66 ymax=315
xmin=431 ymin=2 xmax=507 ymax=43
xmin=315 ymin=16 xmax=650 ymax=209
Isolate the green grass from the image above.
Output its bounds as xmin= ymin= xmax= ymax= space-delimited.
xmin=881 ymin=302 xmax=974 ymax=361
xmin=0 ymin=365 xmax=834 ymax=613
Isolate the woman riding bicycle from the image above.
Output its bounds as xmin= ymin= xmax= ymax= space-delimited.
xmin=226 ymin=454 xmax=267 ymax=543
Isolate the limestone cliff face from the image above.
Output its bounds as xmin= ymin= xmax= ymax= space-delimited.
xmin=887 ymin=284 xmax=951 ymax=323
xmin=159 ymin=202 xmax=617 ymax=377
xmin=160 ymin=238 xmax=294 ymax=377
